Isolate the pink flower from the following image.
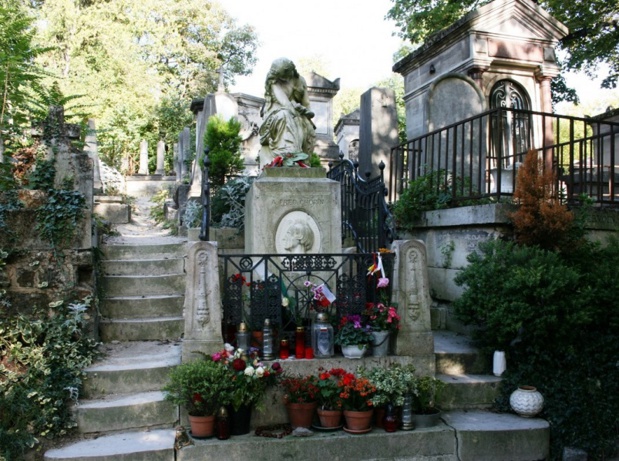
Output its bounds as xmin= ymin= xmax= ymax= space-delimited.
xmin=211 ymin=352 xmax=222 ymax=362
xmin=377 ymin=277 xmax=389 ymax=288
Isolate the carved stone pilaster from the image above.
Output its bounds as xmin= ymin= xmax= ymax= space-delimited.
xmin=182 ymin=241 xmax=224 ymax=362
xmin=392 ymin=239 xmax=435 ymax=375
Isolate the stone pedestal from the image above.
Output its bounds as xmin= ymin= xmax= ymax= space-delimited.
xmin=391 ymin=239 xmax=435 ymax=375
xmin=245 ymin=168 xmax=341 ymax=254
xmin=182 ymin=241 xmax=224 ymax=362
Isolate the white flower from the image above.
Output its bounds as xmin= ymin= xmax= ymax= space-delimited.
xmin=255 ymin=366 xmax=265 ymax=378
xmin=282 ymin=297 xmax=289 ymax=307
xmin=244 ymin=366 xmax=255 ymax=377
xmin=224 ymin=343 xmax=235 ymax=353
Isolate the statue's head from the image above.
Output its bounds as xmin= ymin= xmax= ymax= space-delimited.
xmin=267 ymin=58 xmax=299 ymax=83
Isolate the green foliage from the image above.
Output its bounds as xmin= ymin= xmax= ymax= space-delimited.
xmin=0 ymin=1 xmax=49 ymax=138
xmin=363 ymin=363 xmax=417 ymax=407
xmin=0 ymin=299 xmax=99 ymax=460
xmin=183 ymin=200 xmax=202 ymax=229
xmin=413 ymin=376 xmax=445 ymax=413
xmin=393 ymin=168 xmax=488 ymax=230
xmin=453 ymin=238 xmax=619 ymax=459
xmin=163 ymin=359 xmax=235 ymax=416
xmin=35 ymin=189 xmax=86 ymax=249
xmin=210 ymin=176 xmax=253 ymax=231
xmin=27 ymin=0 xmax=258 ymax=170
xmin=386 ymin=0 xmax=619 ymax=96
xmin=309 ymin=152 xmax=322 ymax=168
xmin=393 ymin=169 xmax=453 ymax=229
xmin=453 ymin=240 xmax=582 ymax=351
xmin=204 ymin=115 xmax=244 ymax=188
xmin=26 ymin=159 xmax=55 ymax=191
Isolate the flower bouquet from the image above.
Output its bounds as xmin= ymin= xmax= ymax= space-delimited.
xmin=363 ymin=302 xmax=401 ymax=333
xmin=211 ymin=343 xmax=282 ymax=411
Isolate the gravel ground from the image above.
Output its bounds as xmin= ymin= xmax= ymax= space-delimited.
xmin=102 ymin=196 xmax=186 ymax=245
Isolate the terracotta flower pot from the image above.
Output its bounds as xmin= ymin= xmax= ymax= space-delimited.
xmin=343 ymin=409 xmax=373 ymax=431
xmin=317 ymin=408 xmax=343 ymax=428
xmin=188 ymin=414 xmax=216 ymax=438
xmin=286 ymin=401 xmax=317 ymax=428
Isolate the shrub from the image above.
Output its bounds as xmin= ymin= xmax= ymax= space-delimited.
xmin=210 ymin=176 xmax=253 ymax=231
xmin=453 ymin=238 xmax=619 ymax=459
xmin=510 ymin=149 xmax=575 ymax=250
xmin=0 ymin=299 xmax=99 ymax=460
xmin=203 ymin=115 xmax=244 ymax=188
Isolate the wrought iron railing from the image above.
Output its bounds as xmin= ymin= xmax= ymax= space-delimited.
xmin=327 ymin=155 xmax=398 ymax=252
xmin=219 ymin=252 xmax=394 ymax=342
xmin=389 ymin=108 xmax=619 ymax=207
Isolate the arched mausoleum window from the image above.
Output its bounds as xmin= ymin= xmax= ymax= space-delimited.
xmin=490 ymin=80 xmax=533 ymax=168
xmin=348 ymin=139 xmax=359 ymax=163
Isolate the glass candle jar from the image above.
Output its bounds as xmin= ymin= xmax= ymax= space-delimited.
xmin=311 ymin=312 xmax=334 ymax=358
xmin=236 ymin=322 xmax=250 ymax=351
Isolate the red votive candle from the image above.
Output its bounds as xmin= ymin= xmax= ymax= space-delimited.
xmin=305 ymin=347 xmax=314 ymax=359
xmin=279 ymin=339 xmax=290 ymax=359
xmin=295 ymin=327 xmax=305 ymax=358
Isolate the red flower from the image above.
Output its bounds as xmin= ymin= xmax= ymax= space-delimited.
xmin=232 ymin=358 xmax=246 ymax=371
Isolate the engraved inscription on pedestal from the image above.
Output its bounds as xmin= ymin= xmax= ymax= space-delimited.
xmin=195 ymin=250 xmax=210 ymax=327
xmin=275 ymin=211 xmax=321 ymax=254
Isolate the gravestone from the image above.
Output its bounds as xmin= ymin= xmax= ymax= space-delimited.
xmin=138 ymin=140 xmax=149 ymax=175
xmin=155 ymin=140 xmax=165 ymax=175
xmin=358 ymin=87 xmax=399 ymax=180
xmin=244 ymin=168 xmax=341 ymax=255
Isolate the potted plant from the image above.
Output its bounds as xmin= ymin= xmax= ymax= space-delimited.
xmin=335 ymin=314 xmax=373 ymax=358
xmin=211 ymin=344 xmax=283 ymax=434
xmin=363 ymin=302 xmax=401 ymax=356
xmin=337 ymin=370 xmax=377 ymax=432
xmin=279 ymin=373 xmax=320 ymax=428
xmin=412 ymin=375 xmax=445 ymax=428
xmin=315 ymin=367 xmax=347 ymax=428
xmin=363 ymin=363 xmax=416 ymax=427
xmin=163 ymin=358 xmax=235 ymax=437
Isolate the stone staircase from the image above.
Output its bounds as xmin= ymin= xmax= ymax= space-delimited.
xmin=45 ymin=237 xmax=187 ymax=461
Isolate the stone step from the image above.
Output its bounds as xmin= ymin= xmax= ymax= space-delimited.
xmin=100 ymin=294 xmax=184 ymax=319
xmin=102 ymin=258 xmax=185 ymax=276
xmin=101 ymin=242 xmax=186 ymax=261
xmin=75 ymin=391 xmax=178 ymax=434
xmin=101 ymin=274 xmax=186 ymax=297
xmin=99 ymin=317 xmax=184 ymax=342
xmin=44 ymin=429 xmax=176 ymax=461
xmin=175 ymin=410 xmax=548 ymax=461
xmin=443 ymin=411 xmax=549 ymax=460
xmin=82 ymin=341 xmax=182 ymax=399
xmin=434 ymin=330 xmax=489 ymax=375
xmin=437 ymin=373 xmax=502 ymax=410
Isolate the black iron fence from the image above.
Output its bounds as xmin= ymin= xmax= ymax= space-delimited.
xmin=327 ymin=156 xmax=397 ymax=252
xmin=389 ymin=108 xmax=619 ymax=207
xmin=219 ymin=252 xmax=394 ymax=342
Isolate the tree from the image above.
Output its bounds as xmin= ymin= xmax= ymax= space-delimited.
xmin=26 ymin=0 xmax=258 ymax=170
xmin=386 ymin=0 xmax=619 ymax=93
xmin=0 ymin=0 xmax=48 ymax=160
xmin=204 ymin=115 xmax=244 ymax=188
